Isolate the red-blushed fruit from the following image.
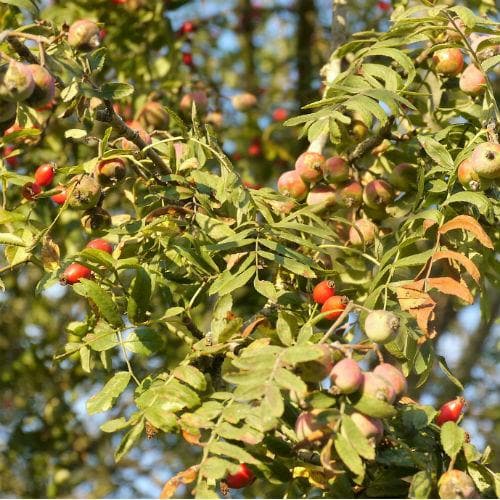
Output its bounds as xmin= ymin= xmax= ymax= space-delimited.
xmin=435 ymin=397 xmax=466 ymax=427
xmin=363 ymin=179 xmax=394 ymax=208
xmin=182 ymin=52 xmax=193 ymax=66
xmin=86 ymin=238 xmax=113 ymax=254
xmin=457 ymin=157 xmax=482 ymax=191
xmin=349 ymin=412 xmax=384 ymax=444
xmin=306 ymin=186 xmax=336 ymax=210
xmin=97 ymin=158 xmax=126 ymax=186
xmin=349 ymin=218 xmax=377 ymax=246
xmin=459 ymin=65 xmax=486 ymax=96
xmin=138 ymin=101 xmax=169 ymax=130
xmin=0 ymin=100 xmax=17 ymax=122
xmin=336 ymin=180 xmax=363 ymax=207
xmin=389 ymin=162 xmax=417 ymax=191
xmin=51 ymin=186 xmax=68 ymax=205
xmin=277 ymin=170 xmax=308 ymax=200
xmin=180 ymin=20 xmax=197 ymax=35
xmin=69 ymin=175 xmax=101 ymax=210
xmin=34 ymin=163 xmax=55 ymax=187
xmin=373 ymin=363 xmax=407 ymax=396
xmin=470 ymin=142 xmax=500 ymax=179
xmin=0 ymin=61 xmax=35 ymax=102
xmin=295 ymin=151 xmax=325 ymax=184
xmin=438 ymin=470 xmax=478 ymax=499
xmin=2 ymin=144 xmax=19 ymax=168
xmin=25 ymin=65 xmax=56 ymax=108
xmin=231 ymin=92 xmax=257 ymax=111
xmin=179 ymin=90 xmax=208 ymax=113
xmin=269 ymin=199 xmax=297 ymax=215
xmin=68 ymin=20 xmax=101 ymax=51
xmin=121 ymin=121 xmax=152 ymax=150
xmin=224 ymin=463 xmax=255 ymax=489
xmin=295 ymin=410 xmax=327 ymax=442
xmin=60 ymin=262 xmax=92 ymax=285
xmin=112 ymin=0 xmax=127 ymax=4
xmin=433 ymin=48 xmax=464 ymax=76
xmin=312 ymin=280 xmax=335 ymax=305
xmin=364 ymin=310 xmax=400 ymax=344
xmin=330 ymin=358 xmax=363 ymax=394
xmin=296 ymin=344 xmax=334 ymax=383
xmin=322 ymin=156 xmax=349 ymax=184
xmin=321 ymin=295 xmax=348 ymax=320
xmin=21 ymin=182 xmax=41 ymax=200
xmin=272 ymin=107 xmax=288 ymax=121
xmin=361 ymin=371 xmax=396 ymax=404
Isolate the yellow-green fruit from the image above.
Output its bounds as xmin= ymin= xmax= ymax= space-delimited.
xmin=364 ymin=310 xmax=400 ymax=344
xmin=470 ymin=142 xmax=500 ymax=180
xmin=69 ymin=175 xmax=101 ymax=210
xmin=0 ymin=62 xmax=34 ymax=102
xmin=68 ymin=20 xmax=100 ymax=51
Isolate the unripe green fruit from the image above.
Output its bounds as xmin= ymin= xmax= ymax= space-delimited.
xmin=0 ymin=99 xmax=16 ymax=122
xmin=305 ymin=186 xmax=336 ymax=211
xmin=25 ymin=65 xmax=56 ymax=108
xmin=361 ymin=372 xmax=396 ymax=404
xmin=459 ymin=65 xmax=486 ymax=96
xmin=81 ymin=207 xmax=111 ymax=233
xmin=138 ymin=101 xmax=169 ymax=130
xmin=373 ymin=363 xmax=407 ymax=396
xmin=389 ymin=163 xmax=417 ymax=191
xmin=363 ymin=179 xmax=394 ymax=208
xmin=295 ymin=151 xmax=325 ymax=184
xmin=68 ymin=20 xmax=101 ymax=51
xmin=470 ymin=142 xmax=500 ymax=179
xmin=330 ymin=358 xmax=363 ymax=394
xmin=0 ymin=62 xmax=35 ymax=102
xmin=322 ymin=156 xmax=349 ymax=184
xmin=277 ymin=170 xmax=308 ymax=200
xmin=69 ymin=175 xmax=101 ymax=210
xmin=349 ymin=218 xmax=377 ymax=246
xmin=296 ymin=344 xmax=334 ymax=383
xmin=433 ymin=48 xmax=464 ymax=76
xmin=349 ymin=412 xmax=383 ymax=444
xmin=438 ymin=470 xmax=478 ymax=499
xmin=336 ymin=180 xmax=363 ymax=208
xmin=364 ymin=310 xmax=400 ymax=344
xmin=295 ymin=410 xmax=326 ymax=442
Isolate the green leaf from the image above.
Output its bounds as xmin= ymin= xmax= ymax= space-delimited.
xmin=99 ymin=82 xmax=134 ymax=100
xmin=217 ymin=422 xmax=264 ymax=445
xmin=127 ymin=268 xmax=152 ymax=324
xmin=442 ymin=191 xmax=493 ymax=219
xmin=144 ymin=407 xmax=178 ymax=432
xmin=348 ymin=392 xmax=397 ymax=418
xmin=200 ymin=457 xmax=237 ymax=481
xmin=276 ymin=311 xmax=296 ymax=346
xmin=409 ymin=470 xmax=433 ymax=499
xmin=100 ymin=417 xmax=130 ymax=433
xmin=208 ymin=266 xmax=255 ymax=296
xmin=341 ymin=415 xmax=375 ymax=460
xmin=86 ymin=372 xmax=131 ymax=415
xmin=282 ymin=345 xmax=325 ymax=364
xmin=173 ymin=365 xmax=207 ymax=391
xmin=73 ymin=279 xmax=123 ymax=327
xmin=441 ymin=421 xmax=465 ymax=459
xmin=79 ymin=248 xmax=115 ymax=269
xmin=114 ymin=419 xmax=144 ymax=462
xmin=125 ymin=327 xmax=163 ymax=356
xmin=263 ymin=384 xmax=284 ymax=418
xmin=437 ymin=356 xmax=464 ymax=391
xmin=254 ymin=278 xmax=277 ymax=301
xmin=84 ymin=321 xmax=118 ymax=352
xmin=334 ymin=433 xmax=364 ymax=476
xmin=418 ymin=135 xmax=454 ymax=171
xmin=274 ymin=368 xmax=307 ymax=397
xmin=1 ymin=0 xmax=38 ymax=15
xmin=64 ymin=129 xmax=87 ymax=139
xmin=209 ymin=440 xmax=258 ymax=464
xmin=0 ymin=233 xmax=27 ymax=247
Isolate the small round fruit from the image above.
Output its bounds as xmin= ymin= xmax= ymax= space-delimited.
xmin=438 ymin=470 xmax=478 ymax=499
xmin=51 ymin=186 xmax=68 ymax=205
xmin=179 ymin=91 xmax=208 ymax=112
xmin=86 ymin=238 xmax=113 ymax=254
xmin=459 ymin=65 xmax=486 ymax=96
xmin=25 ymin=65 xmax=56 ymax=108
xmin=361 ymin=372 xmax=396 ymax=404
xmin=0 ymin=62 xmax=34 ymax=102
xmin=389 ymin=163 xmax=417 ymax=191
xmin=321 ymin=295 xmax=348 ymax=320
xmin=97 ymin=158 xmax=126 ymax=186
xmin=336 ymin=180 xmax=363 ymax=208
xmin=349 ymin=218 xmax=377 ymax=247
xmin=60 ymin=262 xmax=92 ymax=285
xmin=433 ymin=48 xmax=464 ymax=76
xmin=22 ymin=182 xmax=41 ymax=200
xmin=180 ymin=20 xmax=197 ymax=35
xmin=277 ymin=170 xmax=308 ymax=200
xmin=205 ymin=111 xmax=223 ymax=128
xmin=69 ymin=175 xmax=101 ymax=210
xmin=322 ymin=156 xmax=349 ymax=184
xmin=312 ymin=280 xmax=336 ymax=305
xmin=457 ymin=158 xmax=482 ymax=191
xmin=296 ymin=344 xmax=334 ymax=383
xmin=350 ymin=412 xmax=384 ymax=444
xmin=306 ymin=186 xmax=336 ymax=210
xmin=182 ymin=52 xmax=193 ymax=66
xmin=272 ymin=107 xmax=288 ymax=121
xmin=68 ymin=20 xmax=101 ymax=51
xmin=470 ymin=142 xmax=500 ymax=180
xmin=295 ymin=152 xmax=325 ymax=184
xmin=373 ymin=363 xmax=407 ymax=396
xmin=34 ymin=163 xmax=55 ymax=187
xmin=364 ymin=310 xmax=400 ymax=344
xmin=352 ymin=120 xmax=368 ymax=140
xmin=295 ymin=410 xmax=327 ymax=442
xmin=269 ymin=199 xmax=297 ymax=215
xmin=363 ymin=179 xmax=394 ymax=208
xmin=435 ymin=397 xmax=466 ymax=427
xmin=247 ymin=140 xmax=261 ymax=157
xmin=330 ymin=358 xmax=363 ymax=394
xmin=224 ymin=463 xmax=255 ymax=489
xmin=0 ymin=100 xmax=17 ymax=123
xmin=231 ymin=92 xmax=257 ymax=111
xmin=138 ymin=101 xmax=169 ymax=130
xmin=81 ymin=207 xmax=111 ymax=233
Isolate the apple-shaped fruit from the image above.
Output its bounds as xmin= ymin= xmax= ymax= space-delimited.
xmin=295 ymin=410 xmax=328 ymax=442
xmin=86 ymin=238 xmax=113 ymax=254
xmin=363 ymin=179 xmax=394 ymax=208
xmin=51 ymin=186 xmax=68 ymax=205
xmin=457 ymin=157 xmax=484 ymax=191
xmin=21 ymin=182 xmax=41 ymax=200
xmin=81 ymin=207 xmax=111 ymax=233
xmin=438 ymin=470 xmax=478 ymax=499
xmin=459 ymin=64 xmax=486 ymax=96
xmin=0 ymin=61 xmax=34 ymax=102
xmin=68 ymin=20 xmax=101 ymax=51
xmin=138 ymin=101 xmax=169 ymax=130
xmin=179 ymin=90 xmax=208 ymax=113
xmin=277 ymin=170 xmax=308 ymax=200
xmin=330 ymin=358 xmax=363 ymax=394
xmin=306 ymin=186 xmax=336 ymax=210
xmin=34 ymin=163 xmax=55 ymax=187
xmin=435 ymin=397 xmax=465 ymax=427
xmin=470 ymin=142 xmax=500 ymax=179
xmin=349 ymin=412 xmax=384 ymax=444
xmin=364 ymin=309 xmax=400 ymax=344
xmin=373 ymin=363 xmax=407 ymax=396
xmin=336 ymin=180 xmax=363 ymax=208
xmin=322 ymin=156 xmax=349 ymax=184
xmin=295 ymin=152 xmax=325 ymax=184
xmin=60 ymin=262 xmax=92 ymax=285
xmin=349 ymin=218 xmax=377 ymax=246
xmin=433 ymin=48 xmax=464 ymax=76
xmin=69 ymin=175 xmax=101 ymax=210
xmin=97 ymin=158 xmax=126 ymax=186
xmin=25 ymin=65 xmax=56 ymax=108
xmin=312 ymin=280 xmax=335 ymax=305
xmin=361 ymin=372 xmax=396 ymax=404
xmin=224 ymin=463 xmax=255 ymax=489
xmin=321 ymin=295 xmax=348 ymax=320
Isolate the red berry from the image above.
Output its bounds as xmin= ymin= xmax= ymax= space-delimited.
xmin=224 ymin=463 xmax=255 ymax=489
xmin=61 ymin=262 xmax=92 ymax=285
xmin=182 ymin=52 xmax=193 ymax=66
xmin=377 ymin=1 xmax=391 ymax=11
xmin=34 ymin=163 xmax=55 ymax=187
xmin=247 ymin=142 xmax=261 ymax=157
xmin=312 ymin=280 xmax=336 ymax=305
xmin=180 ymin=21 xmax=196 ymax=34
xmin=321 ymin=295 xmax=348 ymax=320
xmin=86 ymin=239 xmax=113 ymax=254
xmin=22 ymin=182 xmax=41 ymax=200
xmin=111 ymin=0 xmax=127 ymax=3
xmin=436 ymin=397 xmax=466 ymax=427
xmin=272 ymin=107 xmax=288 ymax=121
xmin=51 ymin=186 xmax=68 ymax=205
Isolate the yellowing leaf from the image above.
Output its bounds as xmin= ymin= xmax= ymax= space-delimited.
xmin=160 ymin=465 xmax=199 ymax=499
xmin=439 ymin=215 xmax=493 ymax=249
xmin=431 ymin=250 xmax=480 ymax=284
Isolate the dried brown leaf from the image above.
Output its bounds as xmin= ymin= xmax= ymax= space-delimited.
xmin=439 ymin=215 xmax=493 ymax=249
xmin=431 ymin=250 xmax=480 ymax=284
xmin=41 ymin=236 xmax=60 ymax=271
xmin=160 ymin=465 xmax=199 ymax=499
xmin=421 ymin=277 xmax=474 ymax=304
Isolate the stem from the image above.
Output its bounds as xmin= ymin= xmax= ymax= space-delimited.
xmin=320 ymin=301 xmax=354 ymax=343
xmin=117 ymin=330 xmax=140 ymax=386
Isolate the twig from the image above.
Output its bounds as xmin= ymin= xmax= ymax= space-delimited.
xmin=348 ymin=116 xmax=395 ymax=162
xmin=320 ymin=301 xmax=354 ymax=343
